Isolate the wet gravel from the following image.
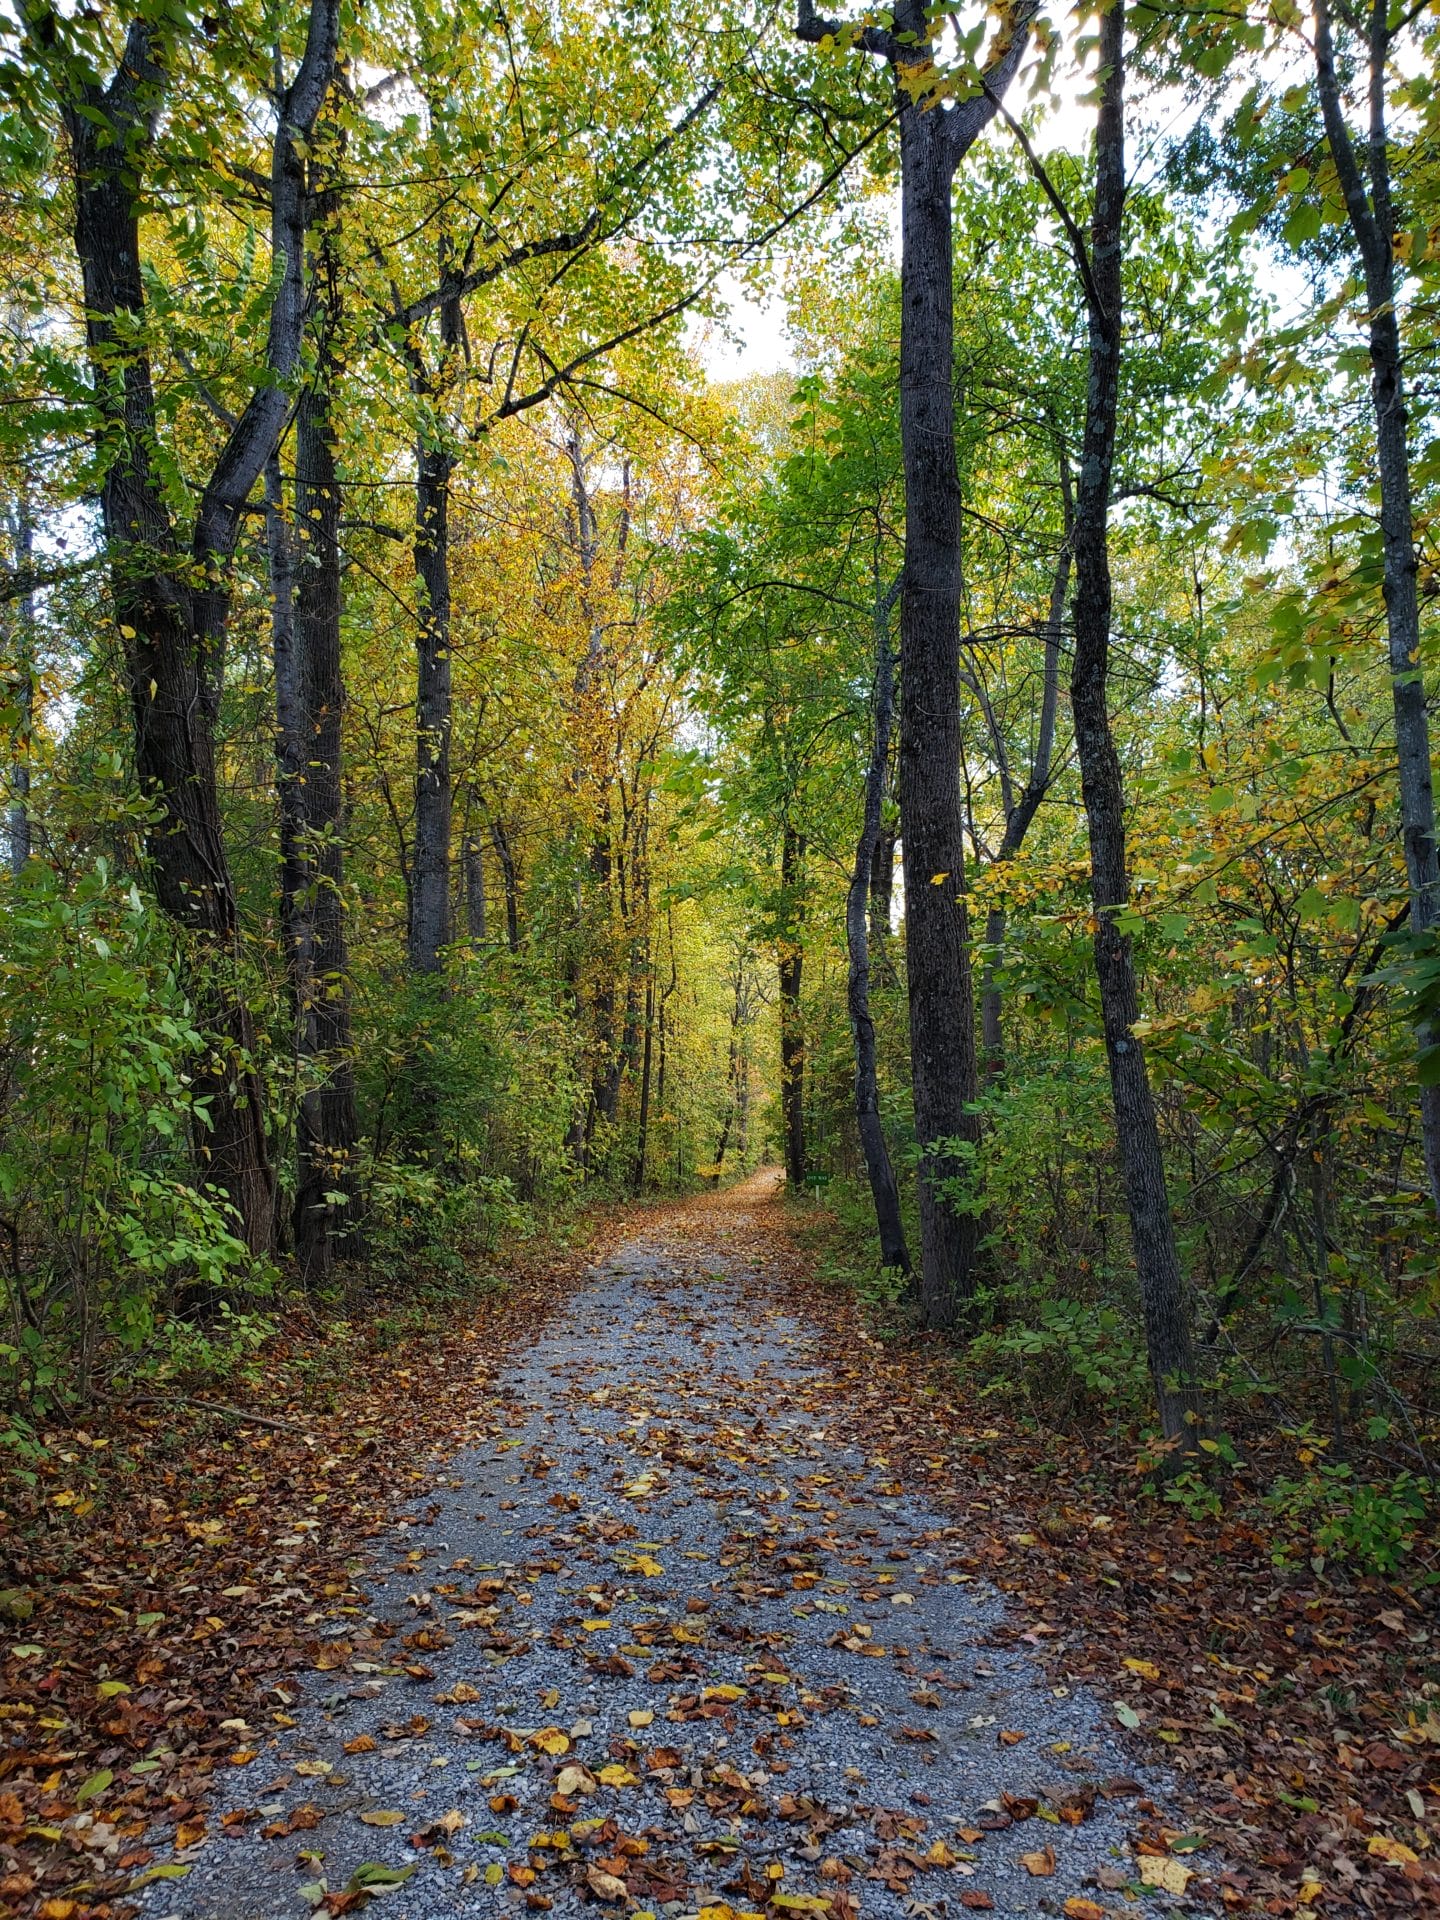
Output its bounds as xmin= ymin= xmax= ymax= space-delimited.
xmin=142 ymin=1182 xmax=1209 ymax=1918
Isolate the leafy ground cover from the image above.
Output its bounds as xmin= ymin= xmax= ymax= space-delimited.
xmin=1 ymin=1178 xmax=1434 ymax=1919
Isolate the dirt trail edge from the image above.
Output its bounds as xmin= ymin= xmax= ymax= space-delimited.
xmin=141 ymin=1172 xmax=1210 ymax=1919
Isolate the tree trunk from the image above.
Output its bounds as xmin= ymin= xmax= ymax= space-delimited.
xmin=847 ymin=581 xmax=910 ymax=1271
xmin=490 ymin=816 xmax=521 ymax=950
xmin=632 ymin=964 xmax=654 ymax=1193
xmin=779 ymin=822 xmax=807 ymax=1189
xmin=895 ymin=89 xmax=981 ymax=1325
xmin=1068 ymin=0 xmax=1201 ymax=1444
xmin=869 ymin=820 xmax=896 ymax=951
xmin=464 ymin=833 xmax=487 ymax=942
xmin=796 ymin=0 xmax=1030 ymax=1327
xmin=408 ymin=272 xmax=461 ymax=978
xmin=5 ymin=484 xmax=35 ymax=876
xmin=979 ymin=502 xmax=1070 ymax=1077
xmin=266 ymin=457 xmax=309 ymax=1028
xmin=290 ymin=331 xmax=360 ymax=1280
xmin=1312 ymin=0 xmax=1440 ymax=1221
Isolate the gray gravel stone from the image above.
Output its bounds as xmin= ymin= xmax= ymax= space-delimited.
xmin=141 ymin=1189 xmax=1212 ymax=1918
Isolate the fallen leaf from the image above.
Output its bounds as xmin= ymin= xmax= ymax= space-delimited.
xmin=1020 ymin=1847 xmax=1056 ymax=1876
xmin=1367 ymin=1835 xmax=1420 ymax=1866
xmin=359 ymin=1810 xmax=404 ymax=1828
xmin=1138 ymin=1854 xmax=1192 ymax=1894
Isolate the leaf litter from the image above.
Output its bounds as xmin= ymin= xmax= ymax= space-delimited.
xmin=3 ymin=1172 xmax=1435 ymax=1917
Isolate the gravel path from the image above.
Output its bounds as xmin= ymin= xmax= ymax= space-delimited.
xmin=143 ymin=1174 xmax=1207 ymax=1919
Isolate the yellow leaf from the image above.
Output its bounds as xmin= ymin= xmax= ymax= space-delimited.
xmin=1139 ymin=1854 xmax=1192 ymax=1893
xmin=702 ymin=1684 xmax=744 ymax=1702
xmin=1123 ymin=1657 xmax=1160 ymax=1682
xmin=532 ymin=1727 xmax=570 ymax=1755
xmin=629 ymin=1708 xmax=654 ymax=1727
xmin=360 ymin=1809 xmax=404 ymax=1827
xmin=597 ymin=1764 xmax=639 ymax=1786
xmin=1367 ymin=1835 xmax=1420 ymax=1866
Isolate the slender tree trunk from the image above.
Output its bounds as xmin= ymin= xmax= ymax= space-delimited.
xmin=409 ymin=283 xmax=461 ymax=978
xmin=410 ymin=444 xmax=454 ymax=975
xmin=290 ymin=325 xmax=360 ymax=1279
xmin=633 ymin=963 xmax=655 ymax=1193
xmin=869 ymin=820 xmax=896 ymax=949
xmin=1068 ymin=0 xmax=1201 ymax=1444
xmin=490 ymin=816 xmax=521 ymax=950
xmin=1312 ymin=0 xmax=1440 ymax=1220
xmin=779 ymin=822 xmax=807 ymax=1189
xmin=266 ymin=457 xmax=308 ymax=1019
xmin=5 ymin=486 xmax=35 ymax=876
xmin=980 ymin=507 xmax=1070 ymax=1076
xmin=464 ymin=832 xmax=487 ymax=942
xmin=848 ymin=582 xmax=910 ymax=1271
xmin=896 ymin=92 xmax=981 ymax=1325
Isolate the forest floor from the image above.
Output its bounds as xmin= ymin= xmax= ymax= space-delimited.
xmin=4 ymin=1174 xmax=1436 ymax=1920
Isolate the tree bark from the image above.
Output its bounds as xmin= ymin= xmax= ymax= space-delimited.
xmin=979 ymin=491 xmax=1070 ymax=1077
xmin=490 ymin=815 xmax=521 ymax=950
xmin=408 ymin=284 xmax=460 ymax=977
xmin=895 ymin=76 xmax=981 ymax=1326
xmin=289 ymin=322 xmax=360 ymax=1280
xmin=1067 ymin=0 xmax=1201 ymax=1444
xmin=1311 ymin=0 xmax=1440 ymax=1221
xmin=848 ymin=581 xmax=911 ymax=1271
xmin=779 ymin=822 xmax=807 ymax=1189
xmin=4 ymin=484 xmax=35 ymax=876
xmin=463 ymin=832 xmax=488 ymax=943
xmin=632 ymin=963 xmax=655 ymax=1193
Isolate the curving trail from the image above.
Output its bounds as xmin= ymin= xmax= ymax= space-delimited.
xmin=144 ymin=1172 xmax=1205 ymax=1919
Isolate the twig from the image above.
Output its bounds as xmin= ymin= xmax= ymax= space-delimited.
xmin=111 ymin=1393 xmax=317 ymax=1436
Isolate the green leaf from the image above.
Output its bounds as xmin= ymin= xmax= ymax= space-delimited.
xmin=1283 ymin=202 xmax=1323 ymax=248
xmin=76 ymin=1767 xmax=113 ymax=1804
xmin=130 ymin=1864 xmax=193 ymax=1886
xmin=350 ymin=1862 xmax=419 ymax=1889
xmin=1114 ymin=1701 xmax=1141 ymax=1729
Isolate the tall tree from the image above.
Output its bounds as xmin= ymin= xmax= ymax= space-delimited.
xmin=31 ymin=0 xmax=340 ymax=1253
xmin=797 ymin=0 xmax=1033 ymax=1326
xmin=1307 ymin=0 xmax=1440 ymax=1221
xmin=778 ymin=818 xmax=807 ymax=1189
xmin=289 ymin=304 xmax=361 ymax=1277
xmin=1009 ymin=0 xmax=1203 ymax=1440
xmin=847 ymin=574 xmax=910 ymax=1269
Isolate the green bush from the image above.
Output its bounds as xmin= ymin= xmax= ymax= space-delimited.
xmin=1265 ymin=1456 xmax=1433 ymax=1575
xmin=0 ymin=859 xmax=255 ymax=1407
